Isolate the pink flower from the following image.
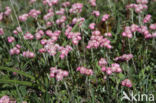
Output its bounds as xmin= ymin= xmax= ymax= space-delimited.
xmin=98 ymin=58 xmax=107 ymax=67
xmin=0 ymin=96 xmax=10 ymax=103
xmin=19 ymin=14 xmax=29 ymax=22
xmin=50 ymin=67 xmax=69 ymax=81
xmin=24 ymin=32 xmax=34 ymax=40
xmin=22 ymin=51 xmax=35 ymax=58
xmin=102 ymin=14 xmax=110 ymax=22
xmin=121 ymin=79 xmax=132 ymax=88
xmin=92 ymin=10 xmax=100 ymax=17
xmin=101 ymin=66 xmax=106 ymax=72
xmin=89 ymin=23 xmax=96 ymax=30
xmin=43 ymin=12 xmax=54 ymax=21
xmin=104 ymin=32 xmax=112 ymax=37
xmin=122 ymin=26 xmax=133 ymax=38
xmin=106 ymin=67 xmax=112 ymax=75
xmin=10 ymin=47 xmax=20 ymax=55
xmin=149 ymin=23 xmax=156 ymax=30
xmin=143 ymin=14 xmax=151 ymax=23
xmin=114 ymin=54 xmax=133 ymax=61
xmin=56 ymin=8 xmax=65 ymax=15
xmin=0 ymin=28 xmax=4 ymax=35
xmin=29 ymin=9 xmax=41 ymax=18
xmin=89 ymin=0 xmax=96 ymax=7
xmin=7 ymin=36 xmax=15 ymax=43
xmin=111 ymin=63 xmax=122 ymax=73
xmin=62 ymin=2 xmax=70 ymax=7
xmin=4 ymin=6 xmax=11 ymax=16
xmin=69 ymin=3 xmax=83 ymax=14
xmin=76 ymin=67 xmax=93 ymax=76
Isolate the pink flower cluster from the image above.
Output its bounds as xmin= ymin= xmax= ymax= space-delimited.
xmin=46 ymin=30 xmax=61 ymax=42
xmin=98 ymin=58 xmax=107 ymax=67
xmin=102 ymin=14 xmax=110 ymax=22
xmin=92 ymin=10 xmax=100 ymax=17
xmin=56 ymin=16 xmax=66 ymax=25
xmin=44 ymin=41 xmax=72 ymax=59
xmin=122 ymin=23 xmax=156 ymax=39
xmin=76 ymin=67 xmax=93 ymax=76
xmin=104 ymin=32 xmax=112 ymax=37
xmin=7 ymin=36 xmax=15 ymax=43
xmin=89 ymin=23 xmax=96 ymax=30
xmin=10 ymin=44 xmax=21 ymax=55
xmin=19 ymin=9 xmax=40 ymax=22
xmin=43 ymin=10 xmax=54 ymax=21
xmin=114 ymin=54 xmax=133 ymax=61
xmin=89 ymin=0 xmax=96 ymax=7
xmin=35 ymin=30 xmax=44 ymax=40
xmin=50 ymin=67 xmax=69 ymax=81
xmin=0 ymin=95 xmax=16 ymax=103
xmin=69 ymin=3 xmax=83 ymax=14
xmin=72 ymin=17 xmax=85 ymax=26
xmin=121 ymin=79 xmax=132 ymax=88
xmin=13 ymin=26 xmax=22 ymax=35
xmin=24 ymin=32 xmax=34 ymax=40
xmin=65 ymin=26 xmax=82 ymax=45
xmin=29 ymin=9 xmax=41 ymax=18
xmin=19 ymin=14 xmax=29 ymax=22
xmin=126 ymin=1 xmax=148 ymax=13
xmin=150 ymin=23 xmax=156 ymax=30
xmin=62 ymin=2 xmax=70 ymax=7
xmin=56 ymin=8 xmax=65 ymax=15
xmin=43 ymin=0 xmax=59 ymax=6
xmin=98 ymin=58 xmax=122 ymax=75
xmin=86 ymin=30 xmax=112 ymax=49
xmin=101 ymin=64 xmax=122 ymax=75
xmin=22 ymin=51 xmax=35 ymax=58
xmin=0 ymin=6 xmax=11 ymax=21
xmin=143 ymin=14 xmax=151 ymax=23
xmin=0 ymin=28 xmax=4 ymax=36
xmin=4 ymin=6 xmax=12 ymax=16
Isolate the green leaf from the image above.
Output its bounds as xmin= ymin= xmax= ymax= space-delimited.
xmin=0 ymin=66 xmax=35 ymax=80
xmin=0 ymin=79 xmax=32 ymax=86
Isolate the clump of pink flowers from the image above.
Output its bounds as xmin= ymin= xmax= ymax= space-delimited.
xmin=126 ymin=0 xmax=148 ymax=13
xmin=76 ymin=67 xmax=93 ymax=76
xmin=65 ymin=26 xmax=82 ymax=45
xmin=69 ymin=3 xmax=83 ymax=14
xmin=89 ymin=23 xmax=96 ymax=30
xmin=29 ymin=9 xmax=41 ymax=18
xmin=35 ymin=30 xmax=44 ymax=40
xmin=50 ymin=67 xmax=69 ymax=81
xmin=22 ymin=51 xmax=35 ymax=58
xmin=86 ymin=30 xmax=112 ymax=49
xmin=19 ymin=14 xmax=29 ymax=22
xmin=143 ymin=14 xmax=151 ymax=23
xmin=7 ymin=36 xmax=15 ymax=43
xmin=150 ymin=23 xmax=156 ymax=30
xmin=102 ymin=14 xmax=110 ymax=22
xmin=92 ymin=10 xmax=100 ymax=17
xmin=114 ymin=54 xmax=133 ymax=61
xmin=24 ymin=32 xmax=34 ymax=40
xmin=44 ymin=41 xmax=72 ymax=59
xmin=121 ymin=79 xmax=132 ymax=88
xmin=10 ymin=45 xmax=21 ymax=55
xmin=98 ymin=58 xmax=122 ymax=75
xmin=0 ymin=95 xmax=16 ymax=103
xmin=89 ymin=0 xmax=96 ymax=7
